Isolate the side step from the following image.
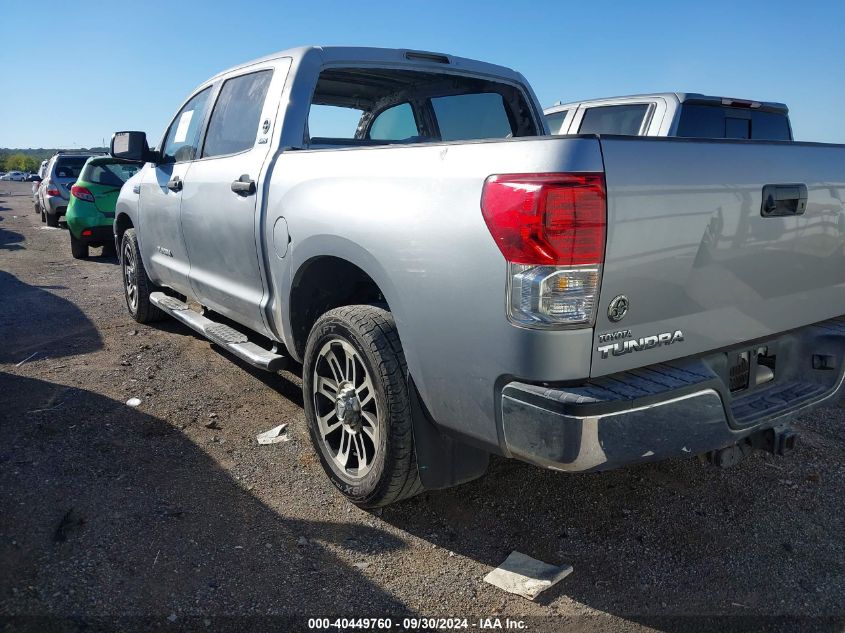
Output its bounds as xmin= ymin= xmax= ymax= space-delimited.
xmin=149 ymin=292 xmax=286 ymax=372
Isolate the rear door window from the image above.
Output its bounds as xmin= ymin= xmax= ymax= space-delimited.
xmin=162 ymin=87 xmax=212 ymax=163
xmin=203 ymin=70 xmax=273 ymax=158
xmin=546 ymin=110 xmax=568 ymax=135
xmin=369 ymin=103 xmax=419 ymax=140
xmin=578 ymin=104 xmax=650 ymax=135
xmin=676 ymin=105 xmax=791 ymax=140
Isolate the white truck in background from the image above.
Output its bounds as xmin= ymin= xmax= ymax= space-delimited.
xmin=544 ymin=92 xmax=792 ymax=140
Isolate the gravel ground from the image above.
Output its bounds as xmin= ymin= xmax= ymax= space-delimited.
xmin=0 ymin=180 xmax=843 ymax=632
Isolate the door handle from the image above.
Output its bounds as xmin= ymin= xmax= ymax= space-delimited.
xmin=761 ymin=184 xmax=807 ymax=217
xmin=166 ymin=176 xmax=182 ymax=192
xmin=231 ymin=174 xmax=256 ymax=196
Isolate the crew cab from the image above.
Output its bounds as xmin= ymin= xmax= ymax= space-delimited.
xmin=110 ymin=46 xmax=845 ymax=507
xmin=544 ymin=92 xmax=792 ymax=140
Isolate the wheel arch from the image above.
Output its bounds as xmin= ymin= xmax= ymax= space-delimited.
xmin=288 ymin=253 xmax=396 ymax=361
xmin=113 ymin=212 xmax=134 ymax=261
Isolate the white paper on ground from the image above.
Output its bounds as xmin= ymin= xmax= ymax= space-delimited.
xmin=483 ymin=551 xmax=573 ymax=600
xmin=256 ymin=423 xmax=289 ymax=445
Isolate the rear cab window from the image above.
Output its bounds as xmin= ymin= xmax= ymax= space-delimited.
xmin=306 ymin=67 xmax=537 ymax=147
xmin=578 ymin=104 xmax=650 ymax=135
xmin=431 ymin=93 xmax=513 ymax=141
xmin=369 ymin=103 xmax=417 ymax=141
xmin=676 ymin=104 xmax=792 ymax=140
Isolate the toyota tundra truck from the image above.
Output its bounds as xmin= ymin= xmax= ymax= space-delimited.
xmin=110 ymin=46 xmax=845 ymax=507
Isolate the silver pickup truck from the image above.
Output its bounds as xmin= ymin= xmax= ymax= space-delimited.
xmin=544 ymin=92 xmax=792 ymax=140
xmin=111 ymin=46 xmax=845 ymax=507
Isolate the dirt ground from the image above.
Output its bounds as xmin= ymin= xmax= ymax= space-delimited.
xmin=1 ymin=180 xmax=843 ymax=632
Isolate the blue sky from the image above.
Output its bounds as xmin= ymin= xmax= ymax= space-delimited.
xmin=1 ymin=0 xmax=843 ymax=148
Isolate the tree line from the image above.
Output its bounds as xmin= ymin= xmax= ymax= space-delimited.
xmin=0 ymin=148 xmax=108 ymax=173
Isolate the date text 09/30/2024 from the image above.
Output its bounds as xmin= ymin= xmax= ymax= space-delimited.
xmin=307 ymin=617 xmax=528 ymax=630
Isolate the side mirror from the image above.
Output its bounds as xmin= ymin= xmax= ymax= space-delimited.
xmin=111 ymin=131 xmax=155 ymax=163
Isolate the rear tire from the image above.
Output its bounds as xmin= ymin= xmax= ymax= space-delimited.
xmin=101 ymin=239 xmax=116 ymax=258
xmin=303 ymin=305 xmax=423 ymax=508
xmin=46 ymin=211 xmax=58 ymax=227
xmin=121 ymin=228 xmax=164 ymax=323
xmin=69 ymin=232 xmax=89 ymax=259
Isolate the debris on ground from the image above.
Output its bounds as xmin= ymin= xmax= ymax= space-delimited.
xmin=126 ymin=397 xmax=142 ymax=408
xmin=297 ymin=536 xmax=309 ymax=547
xmin=15 ymin=351 xmax=39 ymax=367
xmin=483 ymin=551 xmax=573 ymax=600
xmin=256 ymin=423 xmax=289 ymax=445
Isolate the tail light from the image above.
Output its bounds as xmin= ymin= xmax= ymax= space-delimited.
xmin=46 ymin=186 xmax=60 ymax=197
xmin=481 ymin=173 xmax=606 ymax=327
xmin=71 ymin=185 xmax=95 ymax=202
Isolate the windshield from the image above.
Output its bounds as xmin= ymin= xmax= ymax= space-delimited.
xmin=53 ymin=156 xmax=91 ymax=179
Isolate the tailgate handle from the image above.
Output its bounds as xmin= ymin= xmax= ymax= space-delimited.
xmin=761 ymin=184 xmax=807 ymax=217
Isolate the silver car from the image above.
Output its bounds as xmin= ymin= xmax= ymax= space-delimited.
xmin=37 ymin=153 xmax=95 ymax=226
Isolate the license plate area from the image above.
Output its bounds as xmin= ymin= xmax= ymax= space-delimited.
xmin=727 ymin=344 xmax=778 ymax=394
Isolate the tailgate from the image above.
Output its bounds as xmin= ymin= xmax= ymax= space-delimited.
xmin=592 ymin=136 xmax=845 ymax=377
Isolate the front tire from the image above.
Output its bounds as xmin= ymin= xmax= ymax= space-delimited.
xmin=303 ymin=305 xmax=423 ymax=508
xmin=69 ymin=232 xmax=88 ymax=259
xmin=121 ymin=228 xmax=163 ymax=323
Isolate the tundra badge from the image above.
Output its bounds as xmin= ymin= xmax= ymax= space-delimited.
xmin=597 ymin=330 xmax=684 ymax=359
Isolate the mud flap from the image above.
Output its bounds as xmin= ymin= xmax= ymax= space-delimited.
xmin=409 ymin=377 xmax=489 ymax=490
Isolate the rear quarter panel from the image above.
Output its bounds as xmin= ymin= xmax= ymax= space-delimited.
xmin=265 ymin=137 xmax=603 ymax=449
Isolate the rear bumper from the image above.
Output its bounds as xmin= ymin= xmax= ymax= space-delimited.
xmin=74 ymin=225 xmax=113 ymax=244
xmin=45 ymin=196 xmax=67 ymax=215
xmin=500 ymin=317 xmax=845 ymax=472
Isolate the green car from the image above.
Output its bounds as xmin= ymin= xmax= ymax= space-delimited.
xmin=66 ymin=157 xmax=140 ymax=259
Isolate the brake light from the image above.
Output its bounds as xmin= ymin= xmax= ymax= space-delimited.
xmin=46 ymin=186 xmax=60 ymax=197
xmin=481 ymin=173 xmax=606 ymax=265
xmin=71 ymin=185 xmax=95 ymax=203
xmin=81 ymin=229 xmax=92 ymax=237
xmin=481 ymin=173 xmax=607 ymax=327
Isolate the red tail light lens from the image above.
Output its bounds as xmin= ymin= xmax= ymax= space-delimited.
xmin=480 ymin=173 xmax=606 ymax=266
xmin=71 ymin=185 xmax=95 ymax=203
xmin=46 ymin=186 xmax=60 ymax=197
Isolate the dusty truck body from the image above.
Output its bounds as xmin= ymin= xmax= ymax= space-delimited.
xmin=111 ymin=46 xmax=845 ymax=507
